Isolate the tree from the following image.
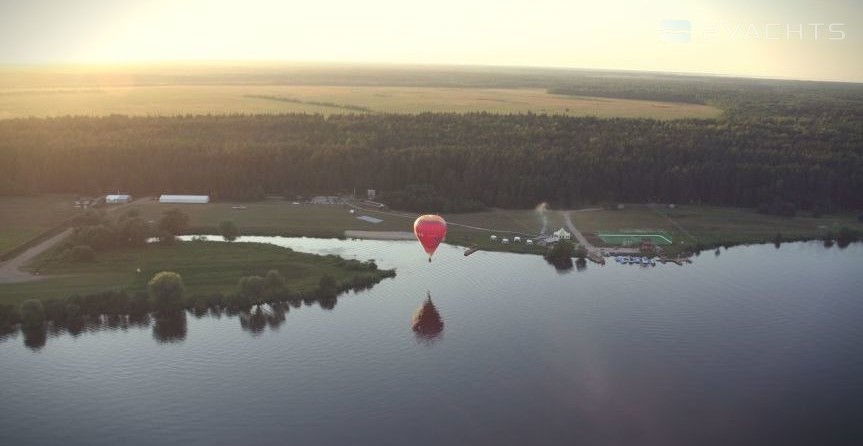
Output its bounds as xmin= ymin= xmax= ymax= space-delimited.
xmin=546 ymin=239 xmax=575 ymax=261
xmin=238 ymin=275 xmax=266 ymax=300
xmin=148 ymin=271 xmax=185 ymax=313
xmin=837 ymin=226 xmax=859 ymax=248
xmin=159 ymin=207 xmax=189 ymax=236
xmin=544 ymin=239 xmax=575 ymax=271
xmin=317 ymin=274 xmax=338 ymax=299
xmin=573 ymin=245 xmax=588 ymax=260
xmin=219 ymin=220 xmax=239 ymax=242
xmin=119 ymin=217 xmax=150 ymax=246
xmin=264 ymin=269 xmax=287 ymax=296
xmin=158 ymin=231 xmax=176 ymax=245
xmin=19 ymin=299 xmax=45 ymax=330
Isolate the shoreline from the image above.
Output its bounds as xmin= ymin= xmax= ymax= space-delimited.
xmin=344 ymin=230 xmax=416 ymax=240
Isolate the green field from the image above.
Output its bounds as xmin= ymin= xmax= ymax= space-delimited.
xmin=129 ymin=200 xmax=411 ymax=236
xmin=571 ymin=205 xmax=861 ymax=253
xmin=597 ymin=231 xmax=673 ymax=246
xmin=0 ymin=240 xmax=390 ymax=305
xmin=0 ymin=195 xmax=80 ymax=255
xmin=0 ymin=85 xmax=721 ymax=120
xmin=126 ymin=199 xmax=548 ymax=254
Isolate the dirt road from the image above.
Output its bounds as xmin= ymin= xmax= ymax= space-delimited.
xmin=0 ymin=228 xmax=72 ymax=283
xmin=562 ymin=211 xmax=595 ymax=250
xmin=0 ymin=197 xmax=149 ymax=284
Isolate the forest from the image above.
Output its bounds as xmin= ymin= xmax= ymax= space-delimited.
xmin=1 ymin=73 xmax=862 ymax=213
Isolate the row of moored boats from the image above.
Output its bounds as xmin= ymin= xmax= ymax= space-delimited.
xmin=615 ymin=256 xmax=656 ymax=266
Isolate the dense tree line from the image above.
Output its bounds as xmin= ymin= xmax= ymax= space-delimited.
xmin=1 ymin=84 xmax=861 ymax=212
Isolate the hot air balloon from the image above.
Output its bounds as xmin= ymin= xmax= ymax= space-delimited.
xmin=413 ymin=214 xmax=447 ymax=262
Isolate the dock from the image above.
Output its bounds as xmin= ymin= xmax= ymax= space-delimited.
xmin=587 ymin=251 xmax=605 ymax=265
xmin=464 ymin=244 xmax=480 ymax=256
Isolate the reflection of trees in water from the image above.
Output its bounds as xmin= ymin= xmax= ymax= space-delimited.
xmin=546 ymin=256 xmax=574 ymax=273
xmin=22 ymin=326 xmax=47 ymax=350
xmin=318 ymin=295 xmax=338 ymax=311
xmin=3 ymin=314 xmax=156 ymax=351
xmin=575 ymin=258 xmax=587 ymax=272
xmin=240 ymin=308 xmax=267 ymax=335
xmin=1 ymin=290 xmax=361 ymax=348
xmin=152 ymin=311 xmax=187 ymax=343
xmin=545 ymin=256 xmax=588 ymax=273
xmin=240 ymin=304 xmax=289 ymax=336
xmin=412 ymin=294 xmax=444 ymax=344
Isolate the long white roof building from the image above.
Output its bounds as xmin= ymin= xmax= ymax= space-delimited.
xmin=159 ymin=195 xmax=210 ymax=204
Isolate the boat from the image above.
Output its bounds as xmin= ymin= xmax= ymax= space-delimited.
xmin=464 ymin=245 xmax=480 ymax=256
xmin=641 ymin=257 xmax=649 ymax=265
xmin=615 ymin=256 xmax=624 ymax=263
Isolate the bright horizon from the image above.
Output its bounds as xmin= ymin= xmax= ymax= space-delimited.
xmin=1 ymin=0 xmax=861 ymax=83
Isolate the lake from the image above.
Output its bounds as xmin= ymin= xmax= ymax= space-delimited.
xmin=2 ymin=238 xmax=862 ymax=446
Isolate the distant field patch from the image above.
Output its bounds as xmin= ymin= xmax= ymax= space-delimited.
xmin=0 ymin=195 xmax=79 ymax=255
xmin=356 ymin=215 xmax=383 ymax=224
xmin=0 ymin=85 xmax=721 ymax=120
xmin=597 ymin=231 xmax=673 ymax=246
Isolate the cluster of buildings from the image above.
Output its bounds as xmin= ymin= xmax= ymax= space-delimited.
xmin=489 ymin=228 xmax=573 ymax=247
xmin=102 ymin=194 xmax=212 ymax=205
xmin=489 ymin=234 xmax=535 ymax=245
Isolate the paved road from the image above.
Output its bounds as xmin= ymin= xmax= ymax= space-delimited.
xmin=0 ymin=228 xmax=73 ymax=283
xmin=562 ymin=211 xmax=594 ymax=250
xmin=562 ymin=210 xmax=640 ymax=258
xmin=0 ymin=197 xmax=149 ymax=284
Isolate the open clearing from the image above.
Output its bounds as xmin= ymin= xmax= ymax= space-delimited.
xmin=0 ymin=195 xmax=80 ymax=255
xmin=570 ymin=205 xmax=861 ymax=253
xmin=0 ymin=85 xmax=721 ymax=120
xmin=598 ymin=232 xmax=674 ymax=246
xmin=0 ymin=241 xmax=388 ymax=305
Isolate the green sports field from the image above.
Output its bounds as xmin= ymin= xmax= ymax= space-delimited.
xmin=597 ymin=231 xmax=673 ymax=246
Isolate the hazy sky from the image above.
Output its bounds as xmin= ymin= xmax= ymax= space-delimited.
xmin=1 ymin=0 xmax=860 ymax=82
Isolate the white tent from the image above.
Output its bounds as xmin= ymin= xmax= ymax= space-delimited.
xmin=105 ymin=194 xmax=131 ymax=204
xmin=159 ymin=195 xmax=210 ymax=204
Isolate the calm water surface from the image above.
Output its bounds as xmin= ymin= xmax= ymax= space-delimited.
xmin=2 ymin=239 xmax=862 ymax=446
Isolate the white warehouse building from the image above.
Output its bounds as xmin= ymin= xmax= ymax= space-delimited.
xmin=105 ymin=194 xmax=132 ymax=204
xmin=159 ymin=195 xmax=210 ymax=204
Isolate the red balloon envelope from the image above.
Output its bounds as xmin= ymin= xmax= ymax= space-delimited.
xmin=413 ymin=215 xmax=447 ymax=261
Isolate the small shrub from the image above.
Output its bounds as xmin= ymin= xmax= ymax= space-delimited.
xmin=219 ymin=220 xmax=240 ymax=242
xmin=238 ymin=275 xmax=266 ymax=301
xmin=158 ymin=231 xmax=177 ymax=246
xmin=149 ymin=271 xmax=185 ymax=313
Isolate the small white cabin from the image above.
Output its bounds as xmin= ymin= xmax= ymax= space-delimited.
xmin=502 ymin=238 xmax=510 ymax=244
xmin=105 ymin=194 xmax=132 ymax=204
xmin=513 ymin=236 xmax=522 ymax=243
xmin=526 ymin=239 xmax=534 ymax=245
xmin=159 ymin=195 xmax=210 ymax=204
xmin=490 ymin=235 xmax=498 ymax=241
xmin=553 ymin=228 xmax=572 ymax=240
